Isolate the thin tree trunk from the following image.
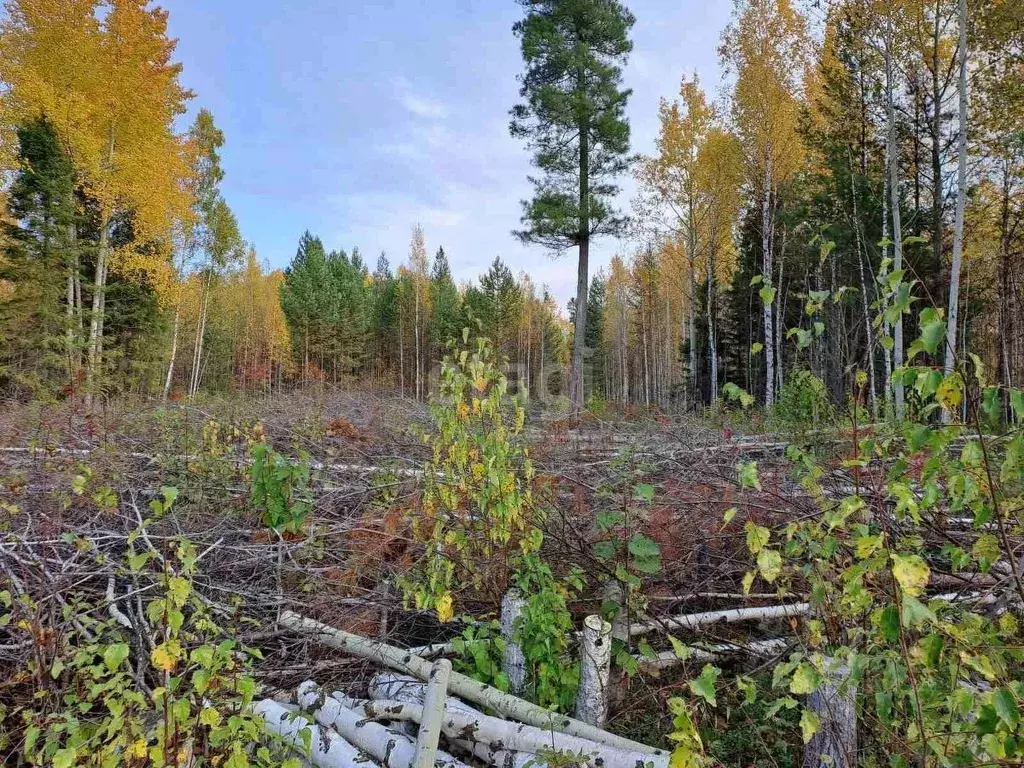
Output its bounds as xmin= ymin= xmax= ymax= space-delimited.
xmin=571 ymin=121 xmax=591 ymax=414
xmin=849 ymin=151 xmax=878 ymax=417
xmin=882 ymin=145 xmax=893 ymax=408
xmin=761 ymin=159 xmax=775 ymax=406
xmin=163 ymin=304 xmax=180 ymax=400
xmin=84 ymin=210 xmax=109 ymax=409
xmin=944 ymin=0 xmax=968 ymax=378
xmin=886 ymin=15 xmax=906 ymax=420
xmin=708 ymin=242 xmax=718 ymax=405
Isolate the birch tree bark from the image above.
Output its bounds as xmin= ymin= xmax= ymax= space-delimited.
xmin=944 ymin=0 xmax=968 ymax=380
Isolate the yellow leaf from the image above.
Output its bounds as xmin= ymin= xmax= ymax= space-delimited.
xmin=130 ymin=739 xmax=148 ymax=758
xmin=199 ymin=707 xmax=222 ymax=728
xmin=436 ymin=592 xmax=454 ymax=624
xmin=891 ymin=553 xmax=930 ymax=597
xmin=151 ymin=641 xmax=182 ymax=673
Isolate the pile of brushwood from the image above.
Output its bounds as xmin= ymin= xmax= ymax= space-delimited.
xmin=0 ymin=322 xmax=1023 ymax=768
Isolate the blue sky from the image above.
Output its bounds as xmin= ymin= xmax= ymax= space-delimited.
xmin=162 ymin=0 xmax=733 ymax=308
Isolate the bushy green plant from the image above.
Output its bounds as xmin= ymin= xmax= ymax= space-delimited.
xmin=773 ymin=369 xmax=835 ymax=432
xmin=249 ymin=441 xmax=311 ymax=533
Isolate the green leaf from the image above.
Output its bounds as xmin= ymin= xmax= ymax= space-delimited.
xmin=750 ymin=274 xmax=764 ymax=286
xmin=738 ymin=461 xmax=761 ymax=490
xmin=756 ymin=549 xmax=782 ymax=583
xmin=669 ymin=635 xmax=692 ymax=661
xmin=750 ymin=342 xmax=763 ymax=355
xmin=50 ymin=658 xmax=65 ymax=679
xmin=994 ymin=688 xmax=1021 ymax=726
xmin=688 ymin=664 xmax=720 ymax=707
xmin=759 ymin=286 xmax=777 ymax=307
xmin=634 ymin=483 xmax=655 ymax=503
xmin=800 ymin=708 xmax=821 ymax=744
xmin=900 ymin=595 xmax=936 ymax=628
xmin=742 ymin=571 xmax=756 ymax=595
xmin=638 ymin=639 xmax=658 ymax=661
xmin=721 ymin=507 xmax=737 ymax=527
xmin=789 ymin=663 xmax=822 ymax=695
xmin=104 ymin=642 xmax=130 ymax=672
xmin=917 ymin=308 xmax=946 ymax=356
xmin=53 ymin=748 xmax=77 ymax=768
xmin=745 ymin=521 xmax=770 ymax=553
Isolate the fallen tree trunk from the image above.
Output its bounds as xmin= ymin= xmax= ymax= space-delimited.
xmin=413 ymin=660 xmax=452 ymax=768
xmin=629 ymin=603 xmax=810 ymax=637
xmin=280 ymin=611 xmax=663 ymax=757
xmin=352 ymin=697 xmax=669 ymax=768
xmin=636 ymin=638 xmax=790 ymax=669
xmin=256 ymin=699 xmax=374 ymax=768
xmin=297 ymin=681 xmax=469 ymax=768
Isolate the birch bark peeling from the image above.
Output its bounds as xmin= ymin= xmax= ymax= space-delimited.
xmin=256 ymin=699 xmax=375 ymax=768
xmin=279 ymin=611 xmax=662 ymax=756
xmin=500 ymin=590 xmax=526 ymax=695
xmin=576 ymin=615 xmax=611 ymax=727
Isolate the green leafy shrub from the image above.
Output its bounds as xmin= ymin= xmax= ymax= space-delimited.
xmin=249 ymin=441 xmax=311 ymax=532
xmin=772 ymin=370 xmax=835 ymax=432
xmin=10 ymin=493 xmax=297 ymax=767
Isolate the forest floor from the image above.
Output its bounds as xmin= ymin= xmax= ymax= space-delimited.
xmin=0 ymin=389 xmax=864 ymax=755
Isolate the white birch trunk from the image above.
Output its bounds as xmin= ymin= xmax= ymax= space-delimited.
xmin=298 ymin=682 xmax=468 ymax=768
xmin=944 ymin=0 xmax=968 ymax=382
xmin=256 ymin=699 xmax=374 ymax=768
xmin=628 ymin=602 xmax=810 ymax=637
xmin=761 ymin=161 xmax=775 ymax=406
xmin=575 ymin=615 xmax=611 ymax=727
xmin=413 ymin=660 xmax=452 ymax=768
xmin=163 ymin=305 xmax=180 ymax=400
xmin=351 ymin=697 xmax=667 ymax=768
xmin=279 ymin=612 xmax=661 ymax=756
xmin=500 ymin=590 xmax=526 ymax=696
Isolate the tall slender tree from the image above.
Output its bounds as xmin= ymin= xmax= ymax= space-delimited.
xmin=510 ymin=0 xmax=634 ymax=412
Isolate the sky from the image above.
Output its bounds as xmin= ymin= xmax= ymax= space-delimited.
xmin=162 ymin=0 xmax=735 ymax=309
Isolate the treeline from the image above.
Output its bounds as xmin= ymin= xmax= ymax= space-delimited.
xmin=277 ymin=227 xmax=570 ymax=399
xmin=579 ymin=0 xmax=1024 ymax=414
xmin=1 ymin=0 xmax=1023 ymax=413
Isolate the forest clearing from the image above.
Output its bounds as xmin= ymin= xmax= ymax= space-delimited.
xmin=1 ymin=0 xmax=1023 ymax=766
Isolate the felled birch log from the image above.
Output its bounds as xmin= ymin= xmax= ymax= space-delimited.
xmin=297 ymin=681 xmax=469 ymax=768
xmin=500 ymin=590 xmax=526 ymax=695
xmin=628 ymin=602 xmax=810 ymax=637
xmin=413 ymin=660 xmax=452 ymax=768
xmin=352 ymin=698 xmax=669 ymax=768
xmin=575 ymin=615 xmax=611 ymax=727
xmin=635 ymin=638 xmax=790 ymax=669
xmin=802 ymin=659 xmax=856 ymax=768
xmin=256 ymin=699 xmax=375 ymax=768
xmin=280 ymin=611 xmax=662 ymax=756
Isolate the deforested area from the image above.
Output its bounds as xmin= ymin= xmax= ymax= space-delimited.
xmin=1 ymin=0 xmax=1023 ymax=767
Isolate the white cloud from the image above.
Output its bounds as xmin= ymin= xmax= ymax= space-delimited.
xmin=392 ymin=76 xmax=448 ymax=119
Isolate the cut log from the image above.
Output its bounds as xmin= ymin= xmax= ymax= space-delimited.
xmin=802 ymin=659 xmax=856 ymax=768
xmin=629 ymin=603 xmax=810 ymax=637
xmin=413 ymin=660 xmax=452 ymax=768
xmin=256 ymin=699 xmax=375 ymax=768
xmin=351 ymin=698 xmax=669 ymax=768
xmin=500 ymin=590 xmax=526 ymax=695
xmin=575 ymin=615 xmax=611 ymax=727
xmin=636 ymin=638 xmax=790 ymax=669
xmin=297 ymin=681 xmax=469 ymax=768
xmin=280 ymin=611 xmax=663 ymax=757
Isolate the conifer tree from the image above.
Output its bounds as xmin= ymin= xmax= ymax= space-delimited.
xmin=510 ymin=0 xmax=635 ymax=412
